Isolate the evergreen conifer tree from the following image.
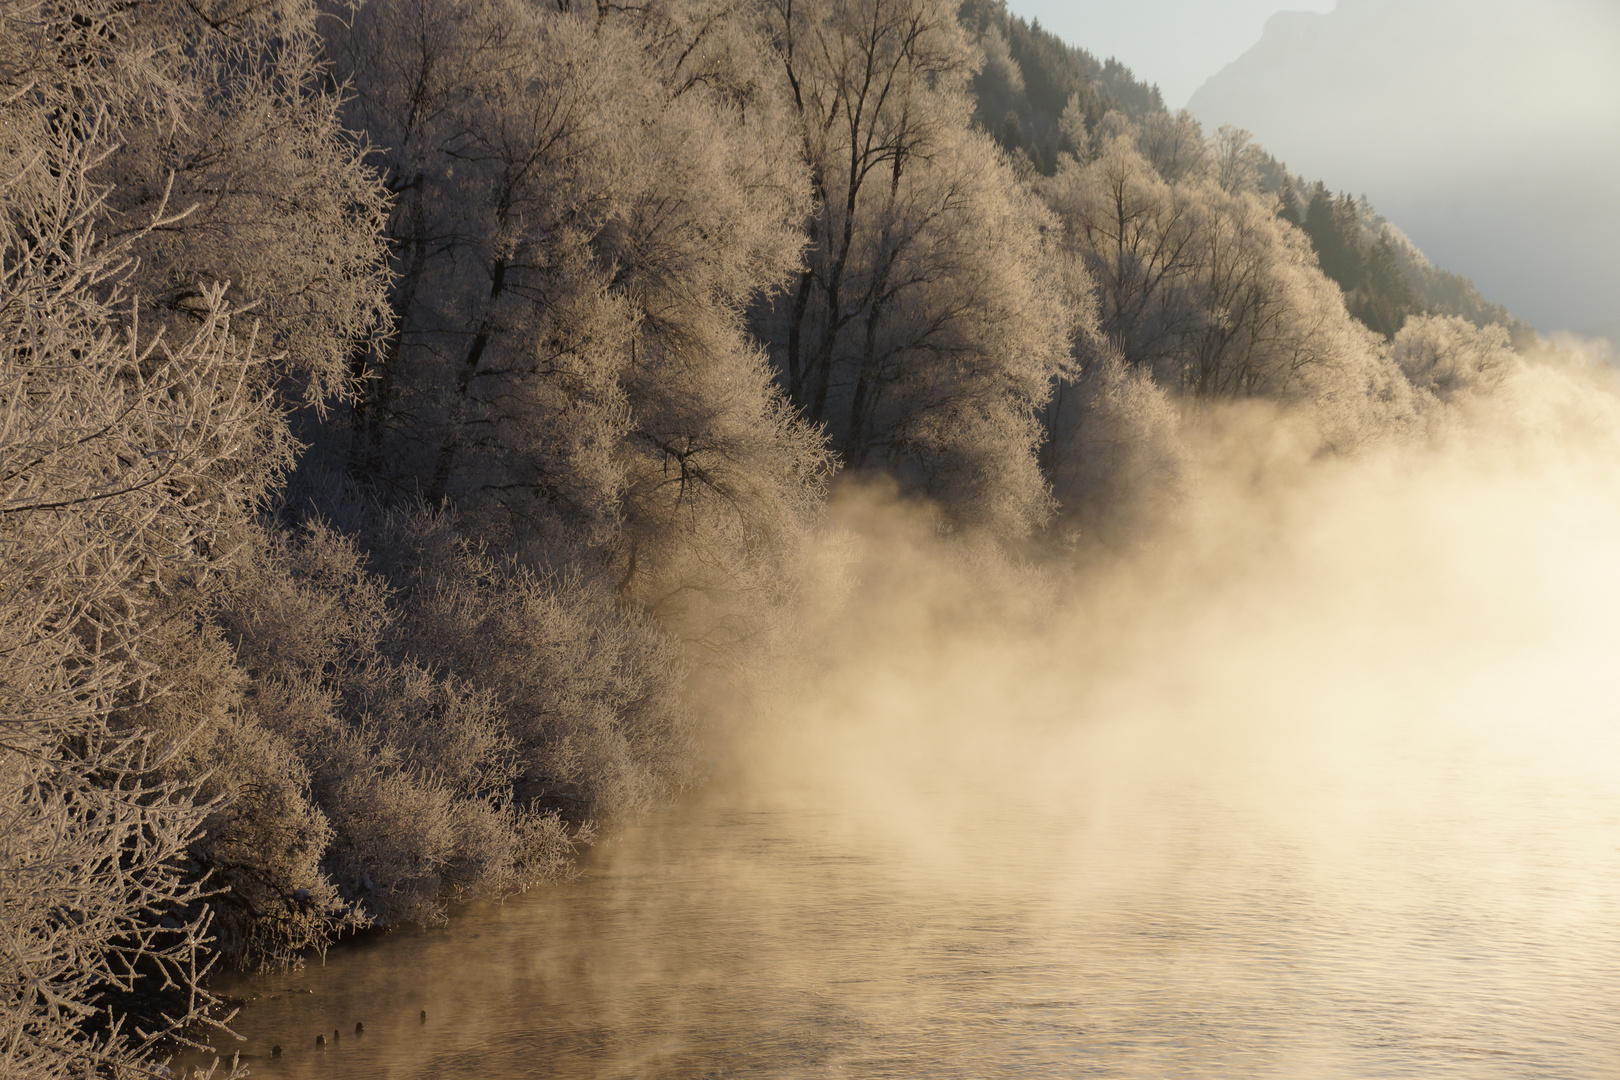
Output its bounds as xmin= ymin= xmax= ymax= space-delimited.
xmin=1278 ymin=183 xmax=1303 ymax=227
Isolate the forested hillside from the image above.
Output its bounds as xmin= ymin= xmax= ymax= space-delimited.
xmin=0 ymin=0 xmax=1551 ymax=1074
xmin=957 ymin=2 xmax=1525 ymax=344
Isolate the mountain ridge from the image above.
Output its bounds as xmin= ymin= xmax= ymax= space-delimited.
xmin=964 ymin=0 xmax=1526 ymax=341
xmin=1184 ymin=0 xmax=1620 ymax=333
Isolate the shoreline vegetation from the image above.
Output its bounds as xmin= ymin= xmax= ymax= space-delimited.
xmin=0 ymin=0 xmax=1600 ymax=1075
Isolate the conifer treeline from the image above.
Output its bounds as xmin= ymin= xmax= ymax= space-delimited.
xmin=0 ymin=0 xmax=1529 ymax=1074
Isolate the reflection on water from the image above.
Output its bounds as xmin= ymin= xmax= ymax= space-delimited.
xmin=191 ymin=711 xmax=1620 ymax=1080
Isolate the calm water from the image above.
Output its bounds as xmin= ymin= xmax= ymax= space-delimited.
xmin=189 ymin=704 xmax=1620 ymax=1080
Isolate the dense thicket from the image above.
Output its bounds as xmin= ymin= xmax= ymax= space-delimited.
xmin=1 ymin=0 xmax=390 ymax=1068
xmin=326 ymin=0 xmax=829 ymax=633
xmin=1 ymin=0 xmax=1547 ymax=1073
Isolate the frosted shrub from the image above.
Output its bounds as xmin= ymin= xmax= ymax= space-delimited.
xmin=0 ymin=726 xmax=242 ymax=1080
xmin=1393 ymin=314 xmax=1517 ymax=403
xmin=372 ymin=508 xmax=699 ymax=820
xmin=216 ymin=520 xmax=583 ymax=933
xmin=189 ymin=714 xmax=341 ymax=971
xmin=115 ymin=493 xmax=666 ymax=964
xmin=112 ymin=588 xmax=345 ymax=971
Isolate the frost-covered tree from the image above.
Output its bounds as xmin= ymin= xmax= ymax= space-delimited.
xmin=0 ymin=58 xmax=273 ymax=1074
xmin=1213 ymin=125 xmax=1267 ymax=197
xmin=1393 ymin=314 xmax=1517 ymax=403
xmin=1132 ymin=109 xmax=1210 ymax=185
xmin=2 ymin=0 xmax=404 ymax=1028
xmin=1043 ymin=116 xmax=1404 ymax=420
xmin=115 ymin=1 xmax=389 ymax=411
xmin=755 ymin=0 xmax=1074 ymax=537
xmin=1035 ymin=114 xmax=1429 ymax=536
xmin=5 ymin=0 xmax=391 ymax=415
xmin=329 ymin=0 xmax=829 ymax=640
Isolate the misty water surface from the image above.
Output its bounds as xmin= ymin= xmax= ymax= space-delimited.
xmin=194 ymin=709 xmax=1620 ymax=1079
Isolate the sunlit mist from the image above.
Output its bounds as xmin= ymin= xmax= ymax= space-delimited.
xmin=11 ymin=0 xmax=1620 ymax=1073
xmin=184 ymin=345 xmax=1620 ymax=1079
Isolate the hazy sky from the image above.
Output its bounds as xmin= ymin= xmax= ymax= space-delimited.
xmin=1004 ymin=0 xmax=1335 ymax=109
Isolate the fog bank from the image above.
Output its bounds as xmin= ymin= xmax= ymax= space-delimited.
xmin=720 ymin=345 xmax=1620 ymax=888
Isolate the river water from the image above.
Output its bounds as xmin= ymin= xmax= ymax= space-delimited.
xmin=193 ymin=698 xmax=1620 ymax=1080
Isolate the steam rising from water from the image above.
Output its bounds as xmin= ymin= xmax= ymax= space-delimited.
xmin=736 ymin=347 xmax=1620 ymax=835
xmin=701 ymin=346 xmax=1620 ymax=1070
xmin=203 ymin=346 xmax=1620 ymax=1077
